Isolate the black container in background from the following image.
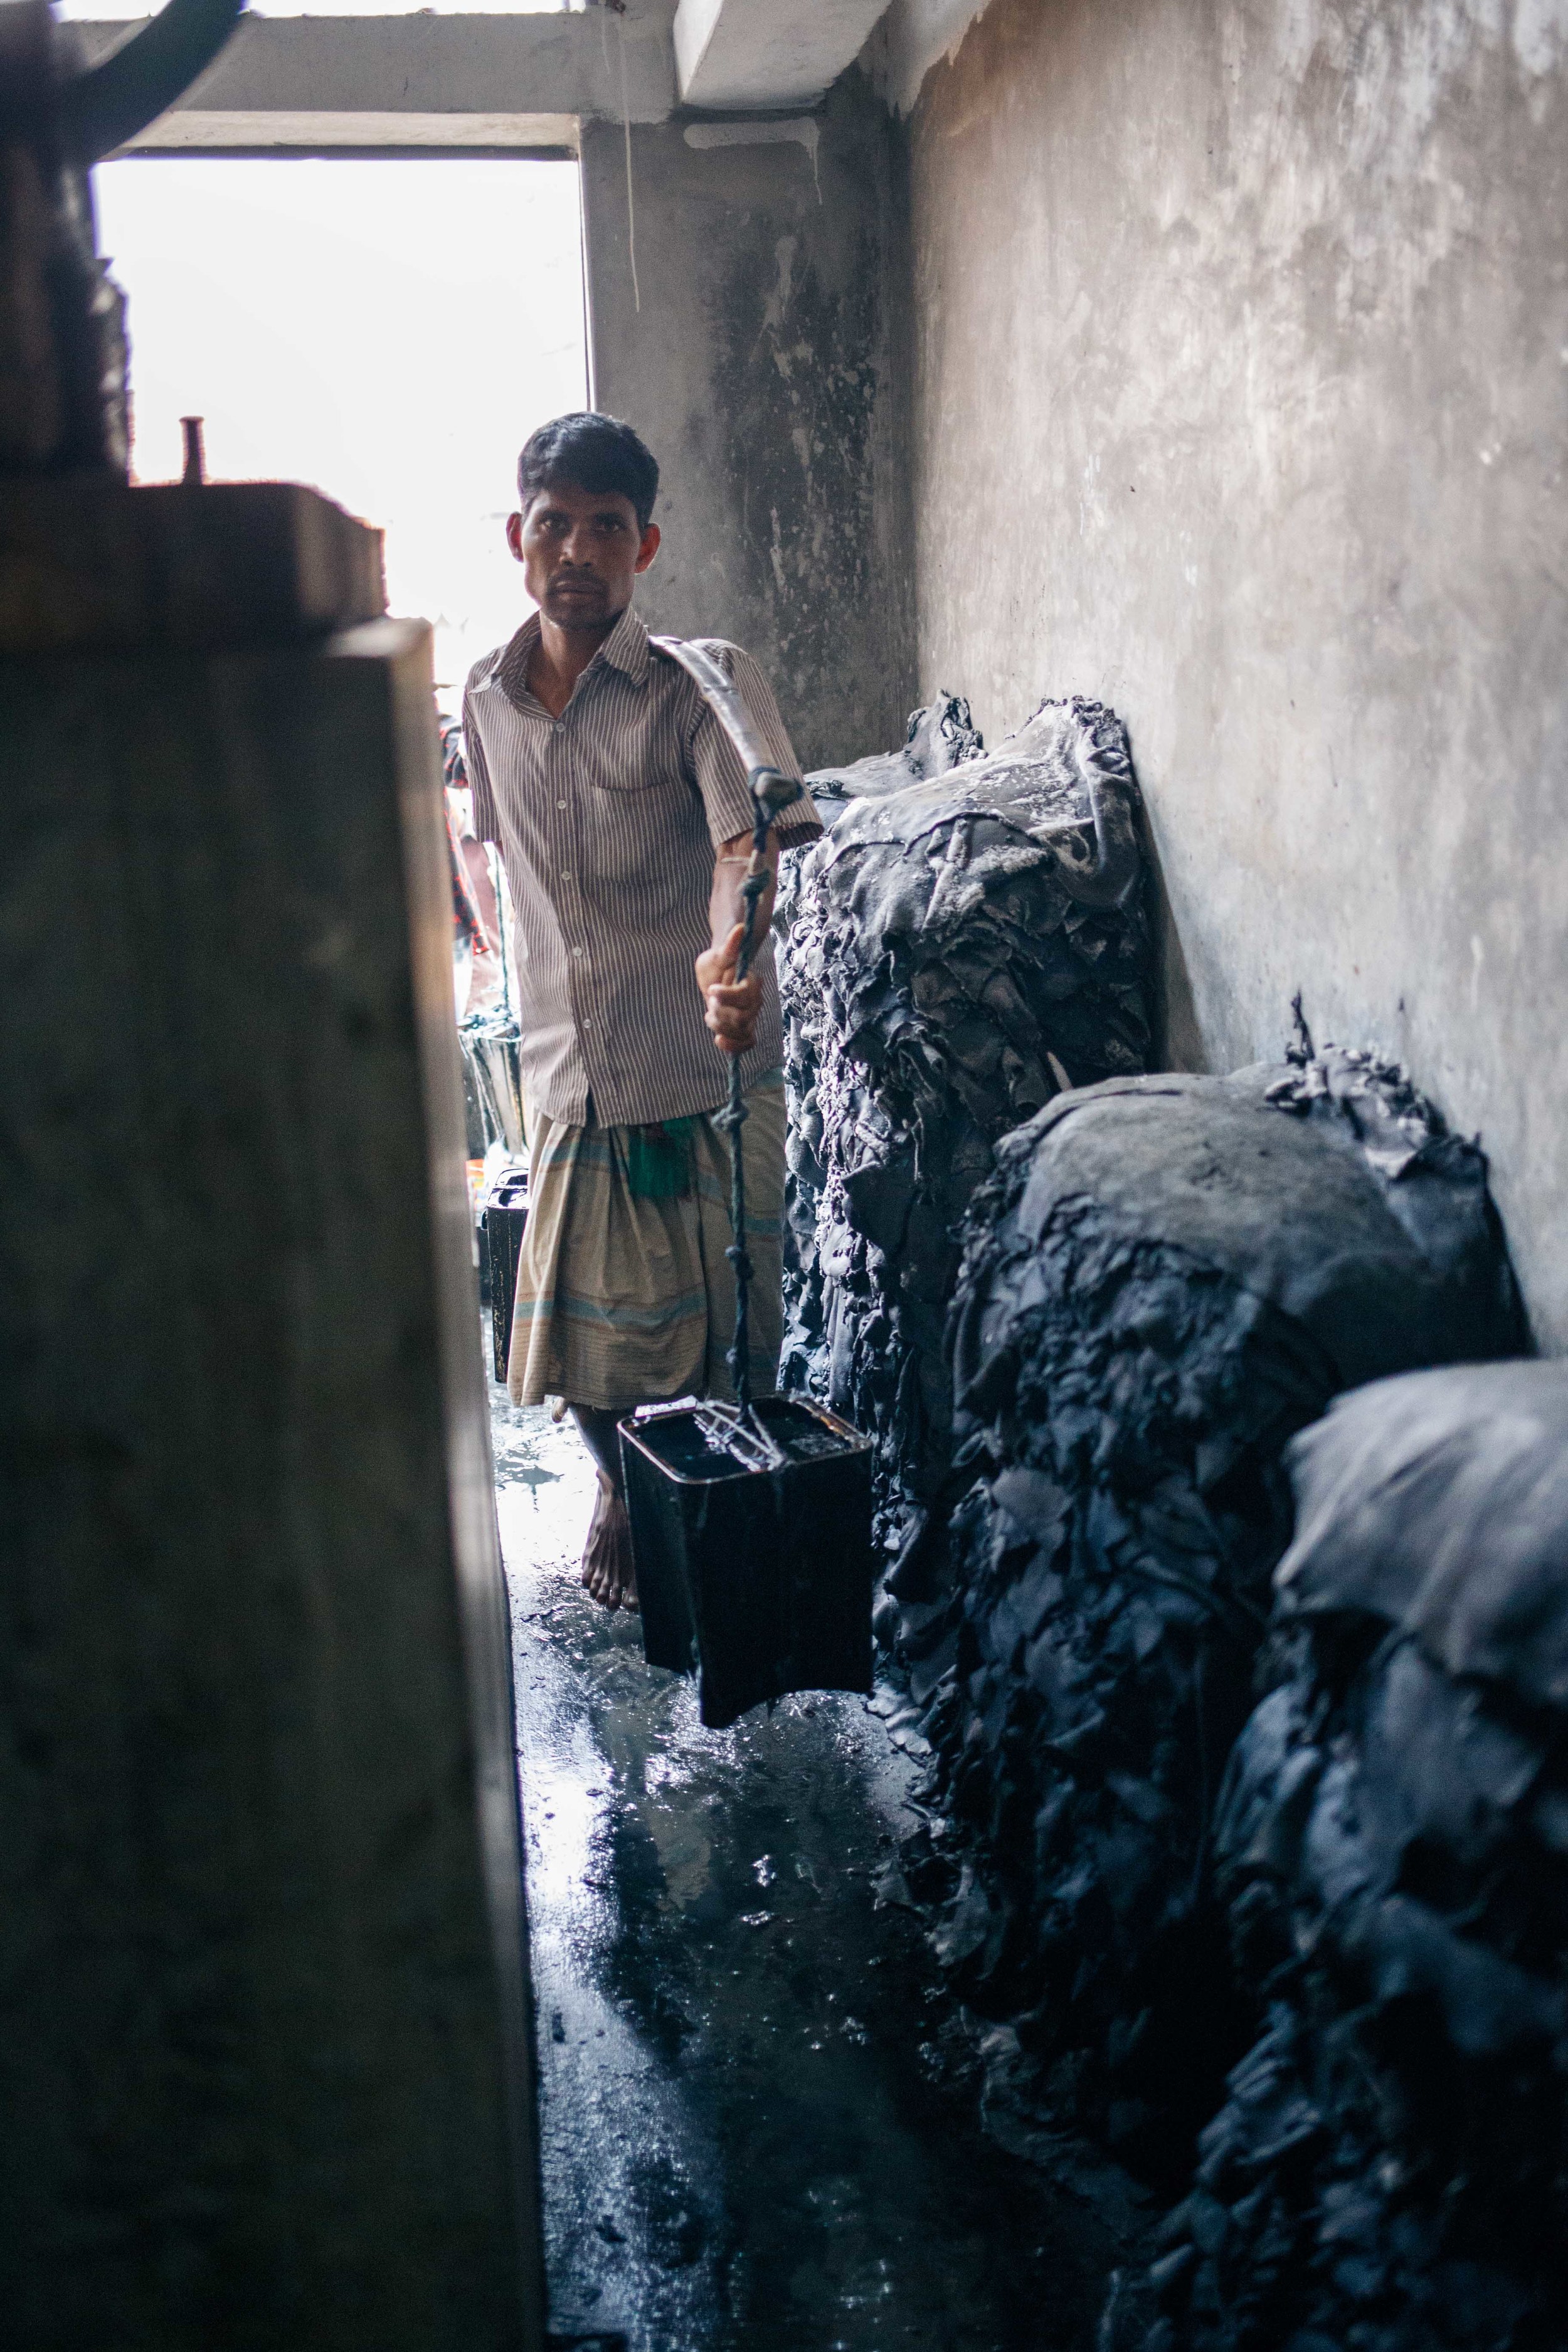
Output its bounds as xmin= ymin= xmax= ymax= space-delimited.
xmin=480 ymin=1168 xmax=529 ymax=1383
xmin=618 ymin=1398 xmax=874 ymax=1729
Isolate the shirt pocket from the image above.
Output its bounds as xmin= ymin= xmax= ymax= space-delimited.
xmin=582 ymin=775 xmax=709 ymax=902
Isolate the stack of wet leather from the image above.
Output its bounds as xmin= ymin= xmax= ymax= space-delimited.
xmin=906 ymin=1047 xmax=1524 ymax=2186
xmin=1143 ymin=1360 xmax=1568 ymax=2352
xmin=776 ymin=692 xmax=1154 ymax=1661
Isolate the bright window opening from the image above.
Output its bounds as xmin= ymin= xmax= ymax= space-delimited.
xmin=94 ymin=155 xmax=587 ymax=692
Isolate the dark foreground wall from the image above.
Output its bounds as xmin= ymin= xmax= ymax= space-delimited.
xmin=899 ymin=0 xmax=1568 ymax=1343
xmin=580 ymin=72 xmax=913 ymax=772
xmin=0 ymin=582 xmax=540 ymax=2347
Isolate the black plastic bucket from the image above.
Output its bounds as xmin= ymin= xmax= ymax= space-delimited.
xmin=479 ymin=1167 xmax=529 ymax=1382
xmin=617 ymin=1397 xmax=874 ymax=1729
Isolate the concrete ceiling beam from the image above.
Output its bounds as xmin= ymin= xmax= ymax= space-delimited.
xmin=671 ymin=0 xmax=891 ymax=110
xmin=73 ymin=11 xmax=677 ymax=154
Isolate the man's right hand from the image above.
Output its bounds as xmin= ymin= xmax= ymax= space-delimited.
xmin=697 ymin=921 xmax=764 ymax=1056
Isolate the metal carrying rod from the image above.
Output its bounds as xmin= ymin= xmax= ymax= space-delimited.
xmin=649 ymin=636 xmax=806 ymax=1470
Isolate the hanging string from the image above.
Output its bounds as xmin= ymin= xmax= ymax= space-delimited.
xmin=615 ymin=4 xmax=640 ymax=313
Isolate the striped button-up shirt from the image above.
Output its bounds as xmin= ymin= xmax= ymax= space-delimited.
xmin=463 ymin=603 xmax=822 ymax=1128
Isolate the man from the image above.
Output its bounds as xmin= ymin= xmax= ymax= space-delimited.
xmin=463 ymin=412 xmax=822 ymax=1609
xmin=438 ymin=711 xmax=506 ymax=1020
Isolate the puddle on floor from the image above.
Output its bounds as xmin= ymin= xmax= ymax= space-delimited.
xmin=492 ymin=1375 xmax=1123 ymax=2352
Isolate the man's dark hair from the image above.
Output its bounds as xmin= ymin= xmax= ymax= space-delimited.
xmin=516 ymin=411 xmax=660 ymax=533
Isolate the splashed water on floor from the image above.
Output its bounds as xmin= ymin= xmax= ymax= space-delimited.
xmin=491 ymin=1374 xmax=1123 ymax=2351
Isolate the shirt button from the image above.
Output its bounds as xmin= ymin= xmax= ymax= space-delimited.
xmin=557 ymin=800 xmax=567 ymax=810
xmin=573 ymin=946 xmax=585 ymax=959
xmin=561 ymin=870 xmax=573 ymax=882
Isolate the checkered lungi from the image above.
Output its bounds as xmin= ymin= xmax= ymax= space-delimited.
xmin=507 ymin=1073 xmax=786 ymax=1412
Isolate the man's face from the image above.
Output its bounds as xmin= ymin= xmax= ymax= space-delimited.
xmin=506 ymin=478 xmax=660 ymax=634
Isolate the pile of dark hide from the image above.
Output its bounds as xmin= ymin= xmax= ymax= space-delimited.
xmin=904 ymin=1048 xmax=1525 ymax=2185
xmin=777 ymin=693 xmax=1154 ymax=1613
xmin=1145 ymin=1360 xmax=1568 ymax=2352
xmin=804 ymin=687 xmax=985 ymax=805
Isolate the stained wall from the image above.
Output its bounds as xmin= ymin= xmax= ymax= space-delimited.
xmin=579 ymin=73 xmax=913 ymax=773
xmin=898 ymin=0 xmax=1568 ymax=1342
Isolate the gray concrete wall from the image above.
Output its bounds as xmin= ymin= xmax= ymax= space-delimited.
xmin=899 ymin=0 xmax=1568 ymax=1344
xmin=580 ymin=73 xmax=913 ymax=773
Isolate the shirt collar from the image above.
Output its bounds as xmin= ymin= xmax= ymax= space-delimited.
xmin=491 ymin=613 xmax=542 ymax=710
xmin=596 ymin=603 xmax=651 ymax=685
xmin=491 ymin=602 xmax=650 ymax=711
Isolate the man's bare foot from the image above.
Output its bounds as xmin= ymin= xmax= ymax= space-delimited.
xmin=581 ymin=1474 xmax=638 ymax=1611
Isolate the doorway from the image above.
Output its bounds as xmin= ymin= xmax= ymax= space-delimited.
xmin=93 ymin=153 xmax=586 ymax=698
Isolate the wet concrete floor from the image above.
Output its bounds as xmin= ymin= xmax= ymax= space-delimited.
xmin=491 ymin=1375 xmax=1126 ymax=2352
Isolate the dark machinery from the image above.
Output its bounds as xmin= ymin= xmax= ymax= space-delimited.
xmin=0 ymin=0 xmax=246 ymax=480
